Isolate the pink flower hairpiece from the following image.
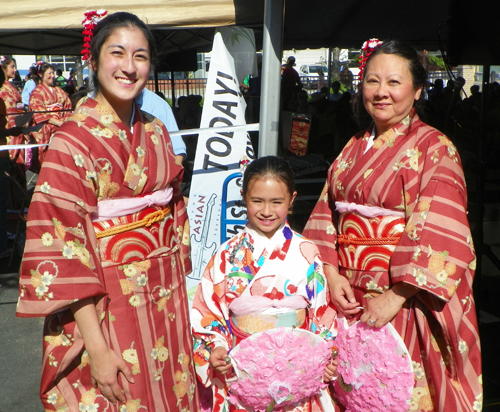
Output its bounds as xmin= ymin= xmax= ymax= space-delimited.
xmin=81 ymin=9 xmax=108 ymax=60
xmin=0 ymin=56 xmax=5 ymax=63
xmin=358 ymin=38 xmax=383 ymax=81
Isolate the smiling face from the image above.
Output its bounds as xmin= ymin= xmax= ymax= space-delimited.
xmin=243 ymin=177 xmax=296 ymax=239
xmin=362 ymin=53 xmax=422 ymax=135
xmin=91 ymin=26 xmax=150 ymax=111
xmin=42 ymin=68 xmax=55 ymax=87
xmin=3 ymin=61 xmax=17 ymax=80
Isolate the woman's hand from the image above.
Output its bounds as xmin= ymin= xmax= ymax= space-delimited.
xmin=323 ymin=357 xmax=339 ymax=382
xmin=71 ymin=297 xmax=134 ymax=405
xmin=88 ymin=344 xmax=135 ymax=405
xmin=209 ymin=346 xmax=232 ymax=375
xmin=48 ymin=118 xmax=63 ymax=127
xmin=324 ymin=264 xmax=361 ymax=318
xmin=360 ymin=283 xmax=419 ymax=328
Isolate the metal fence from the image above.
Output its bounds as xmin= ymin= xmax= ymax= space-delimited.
xmin=146 ymin=79 xmax=207 ymax=104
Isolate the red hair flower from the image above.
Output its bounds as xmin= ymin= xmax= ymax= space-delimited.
xmin=81 ymin=9 xmax=108 ymax=60
xmin=358 ymin=38 xmax=383 ymax=81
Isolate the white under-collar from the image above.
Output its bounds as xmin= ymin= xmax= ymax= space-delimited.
xmin=129 ymin=104 xmax=136 ymax=133
xmin=364 ymin=125 xmax=376 ymax=154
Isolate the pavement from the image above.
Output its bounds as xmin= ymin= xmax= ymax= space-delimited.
xmin=0 ymin=265 xmax=44 ymax=412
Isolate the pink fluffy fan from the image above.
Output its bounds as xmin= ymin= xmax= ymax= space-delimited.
xmin=228 ymin=327 xmax=333 ymax=411
xmin=333 ymin=319 xmax=414 ymax=411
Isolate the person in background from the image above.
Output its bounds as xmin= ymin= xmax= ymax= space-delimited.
xmin=136 ymin=87 xmax=186 ymax=164
xmin=0 ymin=56 xmax=26 ymax=168
xmin=303 ymin=39 xmax=482 ymax=411
xmin=192 ymin=156 xmax=338 ymax=412
xmin=54 ymin=69 xmax=67 ymax=88
xmin=0 ymin=69 xmax=12 ymax=259
xmin=28 ymin=62 xmax=72 ymax=168
xmin=281 ymin=56 xmax=302 ymax=109
xmin=66 ymin=69 xmax=77 ymax=88
xmin=22 ymin=64 xmax=41 ymax=106
xmin=17 ymin=11 xmax=199 ymax=412
xmin=328 ymin=80 xmax=343 ymax=102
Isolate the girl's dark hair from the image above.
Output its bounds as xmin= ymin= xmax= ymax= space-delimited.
xmin=242 ymin=156 xmax=295 ymax=197
xmin=28 ymin=65 xmax=41 ymax=84
xmin=0 ymin=66 xmax=5 ymax=85
xmin=1 ymin=57 xmax=15 ymax=71
xmin=38 ymin=63 xmax=55 ymax=81
xmin=89 ymin=12 xmax=156 ymax=91
xmin=353 ymin=39 xmax=428 ymax=129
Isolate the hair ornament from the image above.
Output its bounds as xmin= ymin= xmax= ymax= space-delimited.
xmin=35 ymin=61 xmax=44 ymax=75
xmin=358 ymin=38 xmax=383 ymax=81
xmin=0 ymin=56 xmax=5 ymax=63
xmin=81 ymin=9 xmax=108 ymax=60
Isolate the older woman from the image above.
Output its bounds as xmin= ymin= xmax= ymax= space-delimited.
xmin=303 ymin=40 xmax=482 ymax=411
xmin=29 ymin=62 xmax=72 ymax=168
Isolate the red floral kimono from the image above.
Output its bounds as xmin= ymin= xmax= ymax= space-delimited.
xmin=29 ymin=83 xmax=72 ymax=166
xmin=303 ymin=112 xmax=482 ymax=412
xmin=0 ymin=80 xmax=25 ymax=164
xmin=17 ymin=97 xmax=199 ymax=412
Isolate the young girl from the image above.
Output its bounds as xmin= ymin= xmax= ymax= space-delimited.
xmin=17 ymin=12 xmax=198 ymax=412
xmin=191 ymin=156 xmax=339 ymax=412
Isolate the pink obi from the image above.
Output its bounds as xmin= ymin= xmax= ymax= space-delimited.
xmin=337 ymin=207 xmax=405 ymax=271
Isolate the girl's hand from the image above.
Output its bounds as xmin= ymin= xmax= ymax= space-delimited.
xmin=360 ymin=283 xmax=419 ymax=328
xmin=209 ymin=346 xmax=232 ymax=375
xmin=323 ymin=357 xmax=339 ymax=382
xmin=88 ymin=345 xmax=135 ymax=405
xmin=324 ymin=265 xmax=361 ymax=318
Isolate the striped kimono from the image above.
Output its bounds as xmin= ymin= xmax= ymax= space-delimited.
xmin=17 ymin=97 xmax=199 ymax=412
xmin=303 ymin=111 xmax=482 ymax=412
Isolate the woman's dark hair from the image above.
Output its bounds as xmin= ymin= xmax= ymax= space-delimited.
xmin=0 ymin=66 xmax=5 ymax=85
xmin=242 ymin=156 xmax=295 ymax=197
xmin=89 ymin=12 xmax=156 ymax=91
xmin=353 ymin=39 xmax=428 ymax=128
xmin=1 ymin=57 xmax=15 ymax=71
xmin=39 ymin=63 xmax=55 ymax=80
xmin=28 ymin=65 xmax=40 ymax=83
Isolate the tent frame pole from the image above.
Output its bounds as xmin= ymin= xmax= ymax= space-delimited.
xmin=258 ymin=0 xmax=285 ymax=157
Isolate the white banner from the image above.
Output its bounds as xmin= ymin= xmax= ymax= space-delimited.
xmin=186 ymin=27 xmax=256 ymax=303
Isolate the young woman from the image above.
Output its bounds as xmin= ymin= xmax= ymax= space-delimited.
xmin=0 ymin=56 xmax=25 ymax=166
xmin=28 ymin=62 xmax=72 ymax=167
xmin=17 ymin=12 xmax=199 ymax=412
xmin=191 ymin=156 xmax=339 ymax=412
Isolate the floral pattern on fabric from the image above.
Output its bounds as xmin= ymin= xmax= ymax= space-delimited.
xmin=17 ymin=97 xmax=198 ymax=412
xmin=303 ymin=111 xmax=482 ymax=411
xmin=191 ymin=221 xmax=338 ymax=412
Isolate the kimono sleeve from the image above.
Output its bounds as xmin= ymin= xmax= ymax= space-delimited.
xmin=390 ymin=141 xmax=475 ymax=302
xmin=191 ymin=248 xmax=232 ymax=387
xmin=304 ymin=242 xmax=338 ymax=340
xmin=30 ymin=86 xmax=52 ymax=124
xmin=302 ymin=166 xmax=339 ymax=268
xmin=17 ymin=126 xmax=106 ymax=317
xmin=60 ymin=90 xmax=73 ymax=122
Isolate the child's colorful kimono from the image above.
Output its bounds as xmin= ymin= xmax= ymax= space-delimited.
xmin=191 ymin=221 xmax=338 ymax=412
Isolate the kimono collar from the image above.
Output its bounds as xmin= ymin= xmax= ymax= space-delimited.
xmin=245 ymin=221 xmax=292 ymax=258
xmin=363 ymin=108 xmax=417 ymax=146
